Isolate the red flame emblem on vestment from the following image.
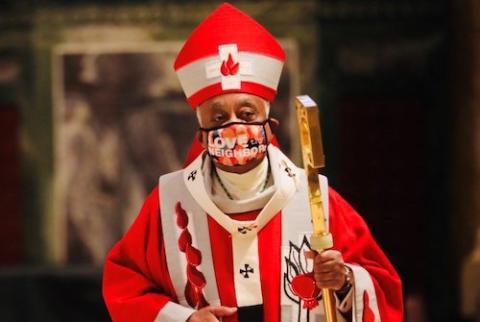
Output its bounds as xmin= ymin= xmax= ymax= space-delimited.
xmin=291 ymin=272 xmax=320 ymax=309
xmin=220 ymin=53 xmax=240 ymax=76
xmin=284 ymin=235 xmax=322 ymax=313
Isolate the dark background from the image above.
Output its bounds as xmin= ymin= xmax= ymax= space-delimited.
xmin=0 ymin=1 xmax=478 ymax=321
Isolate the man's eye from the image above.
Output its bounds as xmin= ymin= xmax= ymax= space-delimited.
xmin=240 ymin=110 xmax=256 ymax=121
xmin=213 ymin=114 xmax=226 ymax=122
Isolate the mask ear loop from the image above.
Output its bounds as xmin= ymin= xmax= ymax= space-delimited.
xmin=267 ymin=118 xmax=280 ymax=130
xmin=262 ymin=121 xmax=272 ymax=187
xmin=262 ymin=121 xmax=270 ymax=146
xmin=264 ymin=118 xmax=279 ymax=146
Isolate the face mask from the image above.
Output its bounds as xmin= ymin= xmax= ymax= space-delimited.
xmin=200 ymin=120 xmax=269 ymax=167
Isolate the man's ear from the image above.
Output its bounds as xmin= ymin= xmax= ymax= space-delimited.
xmin=265 ymin=118 xmax=279 ymax=142
xmin=197 ymin=130 xmax=207 ymax=149
xmin=268 ymin=118 xmax=280 ymax=129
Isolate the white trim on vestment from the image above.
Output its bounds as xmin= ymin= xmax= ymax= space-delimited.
xmin=154 ymin=301 xmax=195 ymax=322
xmin=347 ymin=264 xmax=381 ymax=322
xmin=159 ymin=167 xmax=220 ymax=307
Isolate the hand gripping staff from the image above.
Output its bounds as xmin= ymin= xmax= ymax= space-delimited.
xmin=295 ymin=95 xmax=337 ymax=322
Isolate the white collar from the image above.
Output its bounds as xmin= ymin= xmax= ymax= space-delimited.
xmin=215 ymin=156 xmax=270 ymax=200
xmin=205 ymin=157 xmax=275 ymax=214
xmin=183 ymin=145 xmax=300 ymax=235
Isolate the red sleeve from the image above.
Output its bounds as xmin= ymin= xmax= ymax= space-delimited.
xmin=328 ymin=188 xmax=404 ymax=322
xmin=102 ymin=187 xmax=178 ymax=322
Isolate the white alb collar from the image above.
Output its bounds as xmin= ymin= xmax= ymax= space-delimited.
xmin=183 ymin=145 xmax=300 ymax=235
xmin=206 ymin=157 xmax=275 ymax=214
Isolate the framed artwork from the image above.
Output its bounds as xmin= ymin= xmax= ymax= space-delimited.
xmin=51 ymin=40 xmax=299 ymax=264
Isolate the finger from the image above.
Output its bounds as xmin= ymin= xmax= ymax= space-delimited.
xmin=209 ymin=306 xmax=237 ymax=317
xmin=203 ymin=313 xmax=221 ymax=322
xmin=304 ymin=250 xmax=317 ymax=259
xmin=316 ymin=279 xmax=344 ymax=290
xmin=314 ymin=253 xmax=334 ymax=265
xmin=315 ymin=277 xmax=345 ymax=290
xmin=187 ymin=311 xmax=219 ymax=322
xmin=314 ymin=271 xmax=339 ymax=281
xmin=315 ymin=250 xmax=342 ymax=264
xmin=210 ymin=314 xmax=222 ymax=322
xmin=314 ymin=261 xmax=343 ymax=273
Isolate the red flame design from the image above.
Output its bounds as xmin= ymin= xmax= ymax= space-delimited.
xmin=291 ymin=272 xmax=320 ymax=309
xmin=220 ymin=53 xmax=240 ymax=76
xmin=185 ymin=283 xmax=209 ymax=309
xmin=175 ymin=202 xmax=209 ymax=309
xmin=284 ymin=235 xmax=321 ymax=312
xmin=186 ymin=243 xmax=202 ymax=266
xmin=187 ymin=265 xmax=207 ymax=288
xmin=363 ymin=291 xmax=375 ymax=322
xmin=175 ymin=202 xmax=189 ymax=228
xmin=178 ymin=230 xmax=192 ymax=252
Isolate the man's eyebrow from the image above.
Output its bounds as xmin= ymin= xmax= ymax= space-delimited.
xmin=236 ymin=98 xmax=257 ymax=107
xmin=210 ymin=101 xmax=225 ymax=110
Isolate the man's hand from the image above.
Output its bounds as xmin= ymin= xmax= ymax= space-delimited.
xmin=187 ymin=305 xmax=237 ymax=322
xmin=306 ymin=250 xmax=349 ymax=291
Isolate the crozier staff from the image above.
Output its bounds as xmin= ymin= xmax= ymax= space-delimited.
xmin=102 ymin=3 xmax=403 ymax=322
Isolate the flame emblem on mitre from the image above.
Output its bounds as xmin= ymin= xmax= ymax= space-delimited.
xmin=220 ymin=53 xmax=240 ymax=76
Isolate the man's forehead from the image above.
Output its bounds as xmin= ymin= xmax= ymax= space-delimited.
xmin=202 ymin=93 xmax=265 ymax=109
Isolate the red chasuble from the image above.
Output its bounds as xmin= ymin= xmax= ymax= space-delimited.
xmin=103 ymin=186 xmax=403 ymax=322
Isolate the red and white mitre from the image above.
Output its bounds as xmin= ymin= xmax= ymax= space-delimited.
xmin=174 ymin=3 xmax=286 ymax=108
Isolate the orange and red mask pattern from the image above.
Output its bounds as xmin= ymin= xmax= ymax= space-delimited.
xmin=201 ymin=121 xmax=268 ymax=167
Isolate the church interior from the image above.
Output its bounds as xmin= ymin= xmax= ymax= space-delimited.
xmin=0 ymin=0 xmax=479 ymax=321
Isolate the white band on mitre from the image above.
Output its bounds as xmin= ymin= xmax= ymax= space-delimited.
xmin=176 ymin=43 xmax=284 ymax=98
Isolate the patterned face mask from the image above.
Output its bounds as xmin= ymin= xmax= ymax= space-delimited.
xmin=200 ymin=120 xmax=269 ymax=167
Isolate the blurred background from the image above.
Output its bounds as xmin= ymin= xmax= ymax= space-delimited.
xmin=0 ymin=0 xmax=479 ymax=321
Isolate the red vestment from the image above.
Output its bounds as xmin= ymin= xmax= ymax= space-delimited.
xmin=103 ymin=186 xmax=403 ymax=322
